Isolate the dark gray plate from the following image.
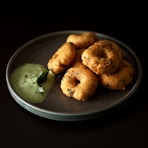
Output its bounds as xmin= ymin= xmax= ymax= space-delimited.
xmin=6 ymin=30 xmax=142 ymax=121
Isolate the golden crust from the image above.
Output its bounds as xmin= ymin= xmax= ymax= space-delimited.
xmin=81 ymin=41 xmax=121 ymax=75
xmin=99 ymin=60 xmax=134 ymax=90
xmin=47 ymin=31 xmax=135 ymax=101
xmin=97 ymin=39 xmax=125 ymax=60
xmin=71 ymin=48 xmax=86 ymax=68
xmin=60 ymin=67 xmax=99 ymax=101
xmin=47 ymin=42 xmax=77 ymax=74
xmin=66 ymin=32 xmax=98 ymax=49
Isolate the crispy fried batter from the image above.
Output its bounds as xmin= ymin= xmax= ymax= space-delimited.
xmin=71 ymin=48 xmax=86 ymax=68
xmin=99 ymin=60 xmax=134 ymax=90
xmin=47 ymin=31 xmax=135 ymax=101
xmin=97 ymin=39 xmax=125 ymax=60
xmin=66 ymin=32 xmax=98 ymax=49
xmin=81 ymin=41 xmax=121 ymax=75
xmin=60 ymin=67 xmax=99 ymax=101
xmin=47 ymin=42 xmax=77 ymax=74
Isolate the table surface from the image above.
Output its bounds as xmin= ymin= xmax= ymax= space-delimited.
xmin=0 ymin=6 xmax=147 ymax=148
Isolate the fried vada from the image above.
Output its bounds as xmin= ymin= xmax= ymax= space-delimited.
xmin=71 ymin=48 xmax=86 ymax=68
xmin=99 ymin=60 xmax=134 ymax=90
xmin=81 ymin=41 xmax=121 ymax=75
xmin=66 ymin=32 xmax=98 ymax=49
xmin=47 ymin=42 xmax=77 ymax=74
xmin=60 ymin=67 xmax=99 ymax=101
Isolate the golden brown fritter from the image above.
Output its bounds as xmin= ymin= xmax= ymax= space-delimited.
xmin=47 ymin=42 xmax=77 ymax=74
xmin=99 ymin=60 xmax=134 ymax=90
xmin=97 ymin=39 xmax=125 ymax=60
xmin=71 ymin=48 xmax=86 ymax=68
xmin=47 ymin=31 xmax=135 ymax=102
xmin=66 ymin=32 xmax=98 ymax=49
xmin=81 ymin=41 xmax=121 ymax=75
xmin=60 ymin=67 xmax=99 ymax=101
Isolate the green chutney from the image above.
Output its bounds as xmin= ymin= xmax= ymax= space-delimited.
xmin=10 ymin=63 xmax=55 ymax=103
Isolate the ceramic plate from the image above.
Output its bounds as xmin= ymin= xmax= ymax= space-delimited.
xmin=6 ymin=30 xmax=142 ymax=121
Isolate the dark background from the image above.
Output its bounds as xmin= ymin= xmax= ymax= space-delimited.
xmin=0 ymin=4 xmax=147 ymax=148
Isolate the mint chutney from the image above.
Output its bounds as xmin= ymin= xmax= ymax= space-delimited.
xmin=10 ymin=63 xmax=55 ymax=103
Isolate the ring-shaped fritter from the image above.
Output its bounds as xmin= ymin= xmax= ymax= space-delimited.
xmin=60 ymin=67 xmax=99 ymax=101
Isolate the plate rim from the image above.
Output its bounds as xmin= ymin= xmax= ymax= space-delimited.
xmin=6 ymin=30 xmax=143 ymax=121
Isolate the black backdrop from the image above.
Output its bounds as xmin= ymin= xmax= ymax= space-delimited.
xmin=0 ymin=5 xmax=147 ymax=148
